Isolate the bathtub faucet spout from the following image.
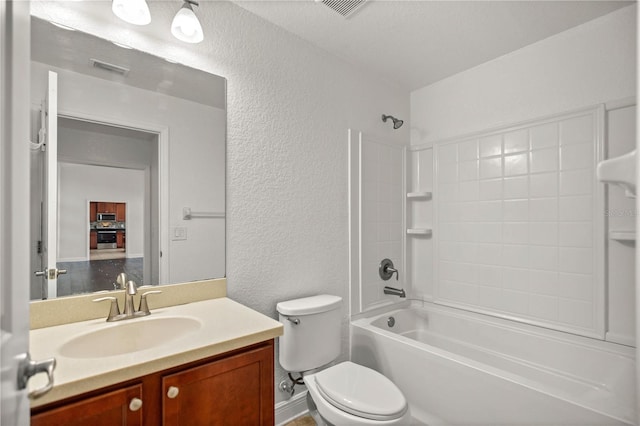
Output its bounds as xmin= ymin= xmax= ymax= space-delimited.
xmin=383 ymin=286 xmax=406 ymax=298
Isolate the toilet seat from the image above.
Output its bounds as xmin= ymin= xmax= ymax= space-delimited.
xmin=312 ymin=362 xmax=408 ymax=421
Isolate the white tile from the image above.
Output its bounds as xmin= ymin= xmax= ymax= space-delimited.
xmin=503 ymin=199 xmax=529 ymax=222
xmin=439 ymin=242 xmax=459 ymax=261
xmin=479 ymin=178 xmax=502 ymax=200
xmin=529 ymin=222 xmax=558 ymax=246
xmin=529 ymin=198 xmax=558 ymax=222
xmin=458 ymin=202 xmax=478 ymax=222
xmin=530 ymin=172 xmax=558 ymax=198
xmin=502 ymin=268 xmax=529 ymax=291
xmin=530 ymin=122 xmax=559 ymax=150
xmin=560 ymin=115 xmax=593 ymax=146
xmin=558 ymin=247 xmax=593 ymax=274
xmin=438 ymin=163 xmax=458 ymax=183
xmin=377 ymin=223 xmax=390 ymax=242
xmin=529 ymin=270 xmax=559 ymax=296
xmin=458 ymin=181 xmax=479 ymax=202
xmin=529 ymin=294 xmax=559 ymax=321
xmin=557 ymin=273 xmax=593 ymax=301
xmin=529 ymin=246 xmax=558 ymax=271
xmin=504 ymin=153 xmax=528 ymax=177
xmin=439 ymin=261 xmax=459 ymax=282
xmin=476 ymin=265 xmax=502 ymax=287
xmin=503 ymin=176 xmax=529 ymax=199
xmin=458 ymin=139 xmax=479 ymax=161
xmin=477 ymin=201 xmax=502 ymax=222
xmin=559 ymin=196 xmax=592 ymax=221
xmin=501 ymin=244 xmax=529 ymax=268
xmin=478 ymin=286 xmax=503 ymax=310
xmin=503 ymin=222 xmax=528 ymax=244
xmin=560 ymin=169 xmax=592 ymax=196
xmin=477 ymin=222 xmax=502 ymax=243
xmin=504 ymin=129 xmax=529 ymax=154
xmin=439 ymin=202 xmax=459 ymax=222
xmin=559 ymin=222 xmax=593 ymax=247
xmin=363 ymin=180 xmax=378 ymax=202
xmin=439 ymin=280 xmax=478 ymax=305
xmin=390 ymin=201 xmax=402 ymax=222
xmin=438 ymin=222 xmax=460 ymax=242
xmin=476 ymin=243 xmax=502 ymax=266
xmin=380 ymin=146 xmax=392 ymax=183
xmin=457 ymin=222 xmax=478 ymax=243
xmin=459 ymin=160 xmax=479 ymax=181
xmin=438 ymin=183 xmax=459 ymax=202
xmin=480 ymin=157 xmax=502 ymax=179
xmin=362 ymin=155 xmax=380 ymax=183
xmin=457 ymin=243 xmax=478 ymax=263
xmin=502 ymin=290 xmax=529 ymax=315
xmin=379 ymin=182 xmax=394 ymax=200
xmin=479 ymin=135 xmax=503 ymax=158
xmin=438 ymin=143 xmax=458 ymax=164
xmin=378 ymin=201 xmax=391 ymax=222
xmin=560 ymin=143 xmax=593 ymax=171
xmin=530 ymin=148 xmax=558 ymax=174
xmin=558 ymin=298 xmax=593 ymax=328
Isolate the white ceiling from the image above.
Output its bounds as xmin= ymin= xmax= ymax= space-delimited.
xmin=231 ymin=0 xmax=634 ymax=91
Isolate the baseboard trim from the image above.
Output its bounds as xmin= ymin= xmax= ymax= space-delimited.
xmin=275 ymin=390 xmax=309 ymax=426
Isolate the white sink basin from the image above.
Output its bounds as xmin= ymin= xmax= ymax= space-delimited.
xmin=58 ymin=316 xmax=202 ymax=359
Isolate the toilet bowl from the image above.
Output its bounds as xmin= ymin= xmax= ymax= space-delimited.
xmin=304 ymin=361 xmax=410 ymax=426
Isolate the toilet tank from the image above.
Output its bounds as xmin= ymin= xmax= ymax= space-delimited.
xmin=277 ymin=295 xmax=342 ymax=373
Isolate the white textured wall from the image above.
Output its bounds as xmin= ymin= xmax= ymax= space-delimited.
xmin=31 ymin=0 xmax=409 ymax=403
xmin=410 ymin=4 xmax=636 ymax=145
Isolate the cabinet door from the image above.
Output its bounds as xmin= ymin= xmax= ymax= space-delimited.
xmin=90 ymin=202 xmax=97 ymax=222
xmin=31 ymin=384 xmax=143 ymax=426
xmin=116 ymin=203 xmax=126 ymax=222
xmin=117 ymin=232 xmax=124 ymax=248
xmin=90 ymin=231 xmax=97 ymax=249
xmin=163 ymin=344 xmax=274 ymax=426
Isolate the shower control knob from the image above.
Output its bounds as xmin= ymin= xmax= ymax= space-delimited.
xmin=167 ymin=386 xmax=180 ymax=399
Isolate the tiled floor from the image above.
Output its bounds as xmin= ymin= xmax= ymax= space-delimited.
xmin=56 ymin=257 xmax=144 ymax=297
xmin=284 ymin=414 xmax=316 ymax=426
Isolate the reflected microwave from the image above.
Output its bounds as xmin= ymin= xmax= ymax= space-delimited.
xmin=97 ymin=213 xmax=117 ymax=221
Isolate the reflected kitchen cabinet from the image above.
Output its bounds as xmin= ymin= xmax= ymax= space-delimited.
xmin=90 ymin=231 xmax=97 ymax=250
xmin=90 ymin=203 xmax=97 ymax=222
xmin=116 ymin=203 xmax=125 ymax=222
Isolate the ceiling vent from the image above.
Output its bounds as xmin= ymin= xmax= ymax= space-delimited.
xmin=319 ymin=0 xmax=368 ymax=18
xmin=89 ymin=58 xmax=130 ymax=76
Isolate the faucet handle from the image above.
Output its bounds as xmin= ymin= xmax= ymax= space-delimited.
xmin=93 ymin=296 xmax=121 ymax=321
xmin=137 ymin=290 xmax=162 ymax=316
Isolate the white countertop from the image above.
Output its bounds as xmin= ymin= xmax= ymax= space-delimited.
xmin=29 ymin=297 xmax=283 ymax=408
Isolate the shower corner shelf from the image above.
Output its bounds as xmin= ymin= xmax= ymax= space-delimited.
xmin=407 ymin=191 xmax=432 ymax=199
xmin=407 ymin=228 xmax=432 ymax=236
xmin=609 ymin=230 xmax=636 ymax=242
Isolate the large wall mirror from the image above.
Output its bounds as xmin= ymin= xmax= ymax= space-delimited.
xmin=29 ymin=16 xmax=226 ymax=300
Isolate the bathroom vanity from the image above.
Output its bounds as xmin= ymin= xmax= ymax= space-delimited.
xmin=29 ymin=281 xmax=283 ymax=425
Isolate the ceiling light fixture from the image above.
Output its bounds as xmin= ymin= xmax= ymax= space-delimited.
xmin=171 ymin=0 xmax=204 ymax=44
xmin=112 ymin=0 xmax=151 ymax=26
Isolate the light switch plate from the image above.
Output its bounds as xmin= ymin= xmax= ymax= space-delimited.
xmin=172 ymin=226 xmax=187 ymax=241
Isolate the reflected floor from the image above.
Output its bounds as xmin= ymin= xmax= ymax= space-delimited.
xmin=56 ymin=257 xmax=143 ymax=297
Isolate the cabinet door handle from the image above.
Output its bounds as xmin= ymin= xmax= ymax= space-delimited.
xmin=167 ymin=386 xmax=180 ymax=399
xmin=129 ymin=397 xmax=143 ymax=411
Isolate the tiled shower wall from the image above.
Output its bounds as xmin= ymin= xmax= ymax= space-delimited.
xmin=350 ymin=131 xmax=405 ymax=314
xmin=434 ymin=107 xmax=604 ymax=338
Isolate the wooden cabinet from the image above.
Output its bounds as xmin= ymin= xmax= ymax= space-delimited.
xmin=90 ymin=231 xmax=97 ymax=249
xmin=163 ymin=343 xmax=274 ymax=425
xmin=97 ymin=202 xmax=116 ymax=214
xmin=31 ymin=384 xmax=143 ymax=426
xmin=31 ymin=341 xmax=275 ymax=426
xmin=116 ymin=203 xmax=126 ymax=222
xmin=90 ymin=202 xmax=97 ymax=222
xmin=116 ymin=231 xmax=125 ymax=248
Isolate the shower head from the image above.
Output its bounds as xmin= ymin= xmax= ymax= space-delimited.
xmin=382 ymin=114 xmax=403 ymax=129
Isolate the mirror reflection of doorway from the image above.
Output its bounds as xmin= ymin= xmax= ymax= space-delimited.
xmin=90 ymin=201 xmax=127 ymax=260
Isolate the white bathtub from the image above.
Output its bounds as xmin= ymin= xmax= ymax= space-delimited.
xmin=351 ymin=301 xmax=635 ymax=425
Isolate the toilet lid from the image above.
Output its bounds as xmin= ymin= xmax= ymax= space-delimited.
xmin=313 ymin=362 xmax=407 ymax=421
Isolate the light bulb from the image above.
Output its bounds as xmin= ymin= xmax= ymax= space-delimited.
xmin=171 ymin=2 xmax=204 ymax=44
xmin=112 ymin=0 xmax=151 ymax=26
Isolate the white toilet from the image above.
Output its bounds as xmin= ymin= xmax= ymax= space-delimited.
xmin=277 ymin=295 xmax=410 ymax=426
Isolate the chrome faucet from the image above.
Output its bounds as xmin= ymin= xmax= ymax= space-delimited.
xmin=384 ymin=286 xmax=406 ymax=298
xmin=94 ymin=277 xmax=162 ymax=322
